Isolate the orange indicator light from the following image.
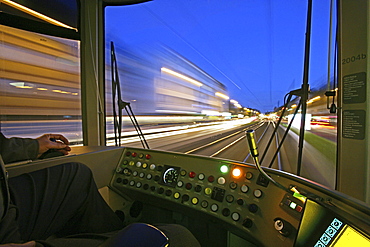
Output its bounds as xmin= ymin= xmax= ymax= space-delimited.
xmin=232 ymin=168 xmax=242 ymax=179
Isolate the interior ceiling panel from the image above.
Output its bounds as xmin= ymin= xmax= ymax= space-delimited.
xmin=0 ymin=0 xmax=79 ymax=28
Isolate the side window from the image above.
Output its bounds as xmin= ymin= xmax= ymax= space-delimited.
xmin=0 ymin=25 xmax=82 ymax=144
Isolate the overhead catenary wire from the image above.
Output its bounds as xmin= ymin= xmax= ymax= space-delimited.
xmin=141 ymin=4 xmax=265 ymax=110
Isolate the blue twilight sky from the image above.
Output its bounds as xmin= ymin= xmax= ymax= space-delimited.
xmin=105 ymin=0 xmax=336 ymax=113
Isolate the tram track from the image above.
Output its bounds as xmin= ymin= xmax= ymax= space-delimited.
xmin=184 ymin=121 xmax=264 ymax=156
xmin=182 ymin=120 xmax=287 ymax=172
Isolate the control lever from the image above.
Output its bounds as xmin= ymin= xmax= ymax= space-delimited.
xmin=246 ymin=129 xmax=259 ymax=158
xmin=246 ymin=130 xmax=289 ymax=193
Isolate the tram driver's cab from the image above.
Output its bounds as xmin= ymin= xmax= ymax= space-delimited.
xmin=6 ymin=145 xmax=370 ymax=246
xmin=1 ymin=0 xmax=370 ymax=246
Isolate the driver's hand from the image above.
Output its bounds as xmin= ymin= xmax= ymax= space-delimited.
xmin=36 ymin=134 xmax=71 ymax=158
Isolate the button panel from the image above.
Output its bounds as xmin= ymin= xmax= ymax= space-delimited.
xmin=110 ymin=148 xmax=298 ymax=246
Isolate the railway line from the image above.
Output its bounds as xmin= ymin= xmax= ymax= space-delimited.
xmin=138 ymin=119 xmax=335 ymax=188
xmin=179 ymin=121 xmax=286 ymax=173
xmin=1 ymin=117 xmax=336 ymax=188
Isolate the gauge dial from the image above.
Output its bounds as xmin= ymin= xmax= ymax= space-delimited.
xmin=162 ymin=166 xmax=180 ymax=187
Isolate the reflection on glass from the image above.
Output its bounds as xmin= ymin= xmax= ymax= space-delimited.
xmin=0 ymin=25 xmax=82 ymax=143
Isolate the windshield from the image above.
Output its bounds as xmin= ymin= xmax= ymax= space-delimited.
xmin=104 ymin=1 xmax=337 ymax=189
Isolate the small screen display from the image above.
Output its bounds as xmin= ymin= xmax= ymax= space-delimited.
xmin=295 ymin=199 xmax=370 ymax=247
xmin=329 ymin=224 xmax=370 ymax=247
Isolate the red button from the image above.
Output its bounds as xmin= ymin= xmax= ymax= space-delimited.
xmin=296 ymin=205 xmax=303 ymax=213
xmin=208 ymin=175 xmax=215 ymax=183
xmin=185 ymin=183 xmax=192 ymax=190
xmin=145 ymin=154 xmax=151 ymax=159
xmin=189 ymin=172 xmax=196 ymax=178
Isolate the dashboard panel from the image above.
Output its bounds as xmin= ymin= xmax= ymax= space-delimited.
xmin=5 ymin=146 xmax=370 ymax=246
xmin=109 ymin=147 xmax=370 ymax=247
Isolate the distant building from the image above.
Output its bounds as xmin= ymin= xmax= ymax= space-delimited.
xmin=107 ymin=42 xmax=229 ymax=116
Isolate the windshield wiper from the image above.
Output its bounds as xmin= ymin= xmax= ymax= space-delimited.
xmin=111 ymin=41 xmax=149 ymax=149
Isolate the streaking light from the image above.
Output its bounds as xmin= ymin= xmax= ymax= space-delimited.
xmin=9 ymin=82 xmax=33 ymax=89
xmin=215 ymin=92 xmax=229 ymax=100
xmin=307 ymin=96 xmax=321 ymax=104
xmin=2 ymin=0 xmax=77 ymax=31
xmin=288 ymin=114 xmax=311 ymax=130
xmin=106 ymin=118 xmax=255 ymax=146
xmin=201 ymin=110 xmax=221 ymax=116
xmin=161 ymin=67 xmax=203 ymax=87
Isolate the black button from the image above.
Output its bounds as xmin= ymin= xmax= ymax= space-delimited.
xmin=249 ymin=203 xmax=258 ymax=213
xmin=222 ymin=208 xmax=231 ymax=217
xmin=236 ymin=198 xmax=244 ymax=205
xmin=195 ymin=185 xmax=202 ymax=192
xmin=182 ymin=194 xmax=190 ymax=202
xmin=226 ymin=195 xmax=234 ymax=203
xmin=243 ymin=218 xmax=253 ymax=228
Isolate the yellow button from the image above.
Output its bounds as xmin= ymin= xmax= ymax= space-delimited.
xmin=191 ymin=197 xmax=199 ymax=205
xmin=173 ymin=192 xmax=180 ymax=199
xmin=204 ymin=187 xmax=212 ymax=195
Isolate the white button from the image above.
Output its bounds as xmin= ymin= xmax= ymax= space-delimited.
xmin=211 ymin=204 xmax=218 ymax=212
xmin=217 ymin=177 xmax=226 ymax=185
xmin=177 ymin=180 xmax=184 ymax=187
xmin=241 ymin=184 xmax=249 ymax=193
xmin=253 ymin=189 xmax=263 ymax=198
xmin=231 ymin=212 xmax=240 ymax=221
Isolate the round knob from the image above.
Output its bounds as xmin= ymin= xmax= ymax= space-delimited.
xmin=274 ymin=218 xmax=292 ymax=236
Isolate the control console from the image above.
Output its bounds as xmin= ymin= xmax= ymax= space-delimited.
xmin=110 ymin=147 xmax=370 ymax=247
